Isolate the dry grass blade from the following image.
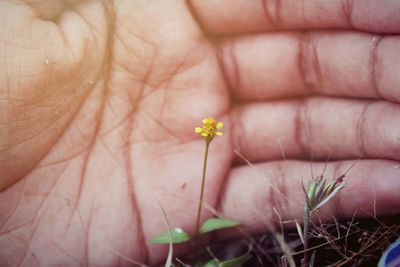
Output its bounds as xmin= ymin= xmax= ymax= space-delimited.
xmin=295 ymin=221 xmax=304 ymax=246
xmin=272 ymin=208 xmax=296 ymax=267
xmin=234 ymin=149 xmax=290 ymax=203
xmin=156 ymin=198 xmax=174 ymax=267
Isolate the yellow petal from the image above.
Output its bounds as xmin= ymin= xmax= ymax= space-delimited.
xmin=216 ymin=131 xmax=223 ymax=136
xmin=216 ymin=122 xmax=223 ymax=129
xmin=195 ymin=127 xmax=203 ymax=133
xmin=203 ymin=118 xmax=215 ymax=125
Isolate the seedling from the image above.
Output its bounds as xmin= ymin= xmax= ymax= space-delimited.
xmin=151 ymin=118 xmax=249 ymax=266
xmin=301 ymin=161 xmax=356 ymax=267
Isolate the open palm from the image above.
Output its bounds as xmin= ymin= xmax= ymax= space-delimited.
xmin=1 ymin=1 xmax=400 ymax=266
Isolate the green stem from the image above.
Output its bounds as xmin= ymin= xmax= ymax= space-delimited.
xmin=194 ymin=140 xmax=210 ymax=241
xmin=303 ymin=202 xmax=310 ymax=267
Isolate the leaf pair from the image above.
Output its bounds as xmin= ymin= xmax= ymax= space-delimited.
xmin=151 ymin=218 xmax=241 ymax=244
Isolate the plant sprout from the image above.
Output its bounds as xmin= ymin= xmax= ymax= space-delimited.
xmin=151 ymin=118 xmax=248 ymax=266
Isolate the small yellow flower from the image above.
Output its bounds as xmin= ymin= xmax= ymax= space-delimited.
xmin=195 ymin=118 xmax=223 ymax=142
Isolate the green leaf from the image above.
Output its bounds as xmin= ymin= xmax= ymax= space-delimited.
xmin=200 ymin=251 xmax=252 ymax=267
xmin=199 ymin=218 xmax=241 ymax=234
xmin=151 ymin=228 xmax=191 ymax=244
xmin=197 ymin=243 xmax=253 ymax=267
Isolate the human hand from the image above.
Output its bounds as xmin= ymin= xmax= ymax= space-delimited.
xmin=1 ymin=0 xmax=399 ymax=265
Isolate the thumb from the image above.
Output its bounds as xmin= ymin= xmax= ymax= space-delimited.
xmin=0 ymin=1 xmax=108 ymax=190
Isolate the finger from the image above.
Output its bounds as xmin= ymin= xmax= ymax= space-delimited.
xmin=217 ymin=159 xmax=400 ymax=238
xmin=231 ymin=98 xmax=400 ymax=162
xmin=190 ymin=0 xmax=400 ymax=34
xmin=218 ymin=32 xmax=400 ymax=102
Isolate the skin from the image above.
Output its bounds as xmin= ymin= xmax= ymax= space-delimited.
xmin=1 ymin=0 xmax=400 ymax=266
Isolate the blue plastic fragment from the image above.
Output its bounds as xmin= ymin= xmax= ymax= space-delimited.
xmin=379 ymin=237 xmax=400 ymax=267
